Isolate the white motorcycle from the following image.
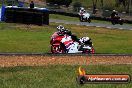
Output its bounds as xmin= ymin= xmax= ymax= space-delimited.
xmin=78 ymin=12 xmax=91 ymax=23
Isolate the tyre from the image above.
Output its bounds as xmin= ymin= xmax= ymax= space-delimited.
xmin=83 ymin=49 xmax=91 ymax=54
xmin=79 ymin=17 xmax=83 ymax=22
xmin=88 ymin=18 xmax=91 ymax=23
xmin=112 ymin=21 xmax=115 ymax=25
xmin=51 ymin=45 xmax=59 ymax=53
xmin=82 ymin=47 xmax=95 ymax=54
xmin=51 ymin=43 xmax=63 ymax=53
xmin=119 ymin=21 xmax=123 ymax=25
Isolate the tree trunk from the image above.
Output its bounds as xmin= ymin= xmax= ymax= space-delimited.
xmin=92 ymin=0 xmax=98 ymax=14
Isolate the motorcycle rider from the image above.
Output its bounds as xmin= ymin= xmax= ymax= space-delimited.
xmin=64 ymin=28 xmax=83 ymax=45
xmin=51 ymin=25 xmax=65 ymax=39
xmin=111 ymin=10 xmax=120 ymax=20
xmin=51 ymin=25 xmax=78 ymax=43
xmin=51 ymin=25 xmax=93 ymax=53
xmin=60 ymin=35 xmax=92 ymax=53
xmin=50 ymin=25 xmax=65 ymax=44
xmin=79 ymin=7 xmax=91 ymax=23
xmin=79 ymin=7 xmax=86 ymax=21
xmin=60 ymin=29 xmax=87 ymax=53
xmin=51 ymin=25 xmax=86 ymax=53
xmin=52 ymin=25 xmax=80 ymax=43
xmin=79 ymin=37 xmax=92 ymax=46
xmin=60 ymin=34 xmax=80 ymax=53
xmin=79 ymin=7 xmax=86 ymax=14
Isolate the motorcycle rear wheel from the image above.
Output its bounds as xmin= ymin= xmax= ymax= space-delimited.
xmin=83 ymin=47 xmax=95 ymax=54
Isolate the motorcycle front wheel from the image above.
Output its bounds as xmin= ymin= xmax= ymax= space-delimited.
xmin=88 ymin=18 xmax=91 ymax=23
xmin=111 ymin=21 xmax=115 ymax=25
xmin=51 ymin=44 xmax=65 ymax=54
xmin=119 ymin=20 xmax=123 ymax=25
xmin=79 ymin=16 xmax=83 ymax=22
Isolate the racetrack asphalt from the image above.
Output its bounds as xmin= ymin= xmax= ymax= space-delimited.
xmin=0 ymin=53 xmax=131 ymax=56
xmin=50 ymin=19 xmax=132 ymax=30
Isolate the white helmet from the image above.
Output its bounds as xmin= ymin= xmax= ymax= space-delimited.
xmin=57 ymin=25 xmax=65 ymax=31
xmin=83 ymin=37 xmax=90 ymax=42
xmin=80 ymin=37 xmax=90 ymax=43
xmin=113 ymin=10 xmax=116 ymax=12
xmin=80 ymin=7 xmax=84 ymax=10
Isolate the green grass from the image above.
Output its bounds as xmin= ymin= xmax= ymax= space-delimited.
xmin=0 ymin=22 xmax=132 ymax=53
xmin=50 ymin=14 xmax=132 ymax=26
xmin=0 ymin=64 xmax=132 ymax=88
xmin=50 ymin=14 xmax=79 ymax=21
xmin=0 ymin=22 xmax=55 ymax=53
xmin=50 ymin=14 xmax=112 ymax=24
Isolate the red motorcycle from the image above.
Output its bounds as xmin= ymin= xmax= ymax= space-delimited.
xmin=50 ymin=36 xmax=95 ymax=54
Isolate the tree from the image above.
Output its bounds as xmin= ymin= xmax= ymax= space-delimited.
xmin=46 ymin=0 xmax=72 ymax=7
xmin=115 ymin=0 xmax=127 ymax=9
xmin=92 ymin=0 xmax=98 ymax=14
xmin=100 ymin=0 xmax=103 ymax=8
xmin=115 ymin=0 xmax=132 ymax=13
xmin=73 ymin=1 xmax=82 ymax=11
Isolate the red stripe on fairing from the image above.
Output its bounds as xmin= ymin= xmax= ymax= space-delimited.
xmin=64 ymin=40 xmax=73 ymax=47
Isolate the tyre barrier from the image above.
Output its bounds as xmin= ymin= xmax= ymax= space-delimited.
xmin=4 ymin=6 xmax=49 ymax=25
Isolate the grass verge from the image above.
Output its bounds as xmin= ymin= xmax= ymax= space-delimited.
xmin=50 ymin=14 xmax=110 ymax=24
xmin=0 ymin=64 xmax=132 ymax=88
xmin=50 ymin=14 xmax=132 ymax=26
